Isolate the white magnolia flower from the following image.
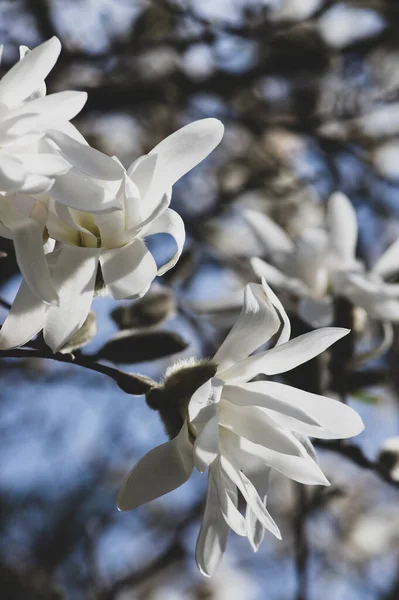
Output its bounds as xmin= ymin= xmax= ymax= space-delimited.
xmin=0 ymin=36 xmax=127 ymax=304
xmin=117 ymin=279 xmax=363 ymax=576
xmin=0 ymin=118 xmax=224 ymax=352
xmin=245 ymin=192 xmax=399 ymax=328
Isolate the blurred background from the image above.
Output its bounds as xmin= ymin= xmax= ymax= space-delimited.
xmin=1 ymin=0 xmax=399 ymax=598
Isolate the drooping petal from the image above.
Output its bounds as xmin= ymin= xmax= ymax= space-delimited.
xmin=372 ymin=238 xmax=399 ymax=278
xmin=117 ymin=421 xmax=193 ymax=511
xmin=196 ymin=470 xmax=230 ymax=577
xmin=213 ymin=282 xmax=281 ymax=372
xmin=212 ymin=459 xmax=247 ymax=536
xmin=245 ymin=465 xmax=271 ymax=552
xmin=222 ymin=383 xmax=321 ymax=427
xmin=297 ymin=296 xmax=334 ymax=328
xmin=327 ymin=192 xmax=358 ymax=264
xmin=193 ymin=411 xmax=220 ymax=472
xmin=0 ymin=280 xmax=46 ymax=349
xmin=44 ymin=246 xmax=100 ymax=352
xmin=220 ymin=455 xmax=281 ymax=539
xmin=100 ymin=238 xmax=157 ymax=300
xmin=0 ymin=37 xmax=61 ymax=107
xmin=143 ymin=208 xmax=185 ymax=276
xmin=243 ymin=209 xmax=294 ymax=255
xmin=219 ymin=327 xmax=349 ymax=383
xmin=252 ymin=381 xmax=364 ymax=439
xmin=222 ymin=430 xmax=329 ymax=486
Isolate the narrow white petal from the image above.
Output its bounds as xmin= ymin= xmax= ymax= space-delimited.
xmin=245 ymin=466 xmax=271 ymax=551
xmin=12 ymin=91 xmax=87 ymax=122
xmin=244 ymin=209 xmax=294 ymax=254
xmin=327 ymin=192 xmax=358 ymax=263
xmin=12 ymin=216 xmax=59 ymax=305
xmin=0 ymin=37 xmax=61 ymax=107
xmin=222 ymin=431 xmax=329 ymax=486
xmin=196 ymin=470 xmax=230 ymax=577
xmin=220 ymin=401 xmax=308 ymax=457
xmin=193 ymin=412 xmax=220 ymax=472
xmin=213 ymin=282 xmax=280 ymax=372
xmin=128 ymin=153 xmax=157 ymax=200
xmin=44 ymin=246 xmax=99 ymax=352
xmin=143 ymin=208 xmax=185 ymax=276
xmin=0 ymin=280 xmax=46 ymax=349
xmin=219 ymin=327 xmax=349 ymax=383
xmin=222 ymin=383 xmax=321 ymax=427
xmin=117 ymin=422 xmax=193 ymax=511
xmin=212 ymin=460 xmax=246 ymax=536
xmin=253 ymin=381 xmax=364 ymax=439
xmin=251 ymin=257 xmax=311 ymax=297
xmin=100 ymin=238 xmax=157 ymax=300
xmin=149 ymin=118 xmax=224 ymax=190
xmin=220 ymin=456 xmax=281 ymax=539
xmin=372 ymin=238 xmax=399 ymax=278
xmin=46 ymin=130 xmax=125 ymax=181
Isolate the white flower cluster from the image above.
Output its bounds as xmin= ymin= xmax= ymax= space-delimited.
xmin=117 ymin=279 xmax=364 ymax=576
xmin=0 ymin=37 xmax=223 ymax=352
xmin=0 ymin=38 xmax=365 ymax=577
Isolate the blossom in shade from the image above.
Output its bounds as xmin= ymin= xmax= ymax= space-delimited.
xmin=0 ymin=118 xmax=224 ymax=352
xmin=244 ymin=192 xmax=399 ymax=328
xmin=116 ymin=278 xmax=364 ymax=576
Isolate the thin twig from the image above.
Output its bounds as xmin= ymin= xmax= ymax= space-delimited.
xmin=0 ymin=348 xmax=156 ymax=395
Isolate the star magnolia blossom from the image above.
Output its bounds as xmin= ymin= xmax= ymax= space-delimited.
xmin=116 ymin=279 xmax=364 ymax=576
xmin=0 ymin=118 xmax=224 ymax=352
xmin=0 ymin=36 xmax=127 ymax=304
xmin=245 ymin=192 xmax=399 ymax=328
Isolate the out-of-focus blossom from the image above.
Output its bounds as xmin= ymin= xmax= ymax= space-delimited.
xmin=318 ymin=4 xmax=386 ymax=49
xmin=117 ymin=280 xmax=363 ymax=576
xmin=0 ymin=119 xmax=224 ymax=352
xmin=245 ymin=192 xmax=399 ymax=327
xmin=269 ymin=0 xmax=322 ymax=22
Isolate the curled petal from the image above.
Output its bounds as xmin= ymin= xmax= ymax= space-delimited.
xmin=143 ymin=208 xmax=185 ymax=276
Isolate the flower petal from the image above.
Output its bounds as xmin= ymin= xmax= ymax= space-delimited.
xmin=222 ymin=383 xmax=321 ymax=427
xmin=49 ymin=170 xmax=122 ymax=212
xmin=222 ymin=430 xmax=329 ymax=486
xmin=243 ymin=209 xmax=294 ymax=255
xmin=12 ymin=90 xmax=87 ymax=122
xmin=327 ymin=192 xmax=358 ymax=263
xmin=245 ymin=465 xmax=271 ymax=551
xmin=252 ymin=381 xmax=364 ymax=439
xmin=196 ymin=470 xmax=230 ymax=577
xmin=0 ymin=152 xmax=26 ymax=192
xmin=0 ymin=37 xmax=61 ymax=107
xmin=143 ymin=208 xmax=185 ymax=276
xmin=220 ymin=401 xmax=308 ymax=457
xmin=44 ymin=246 xmax=99 ymax=352
xmin=261 ymin=277 xmax=291 ymax=345
xmin=46 ymin=130 xmax=125 ymax=181
xmin=213 ymin=282 xmax=280 ymax=372
xmin=220 ymin=455 xmax=281 ymax=539
xmin=372 ymin=238 xmax=399 ymax=278
xmin=212 ymin=460 xmax=246 ymax=536
xmin=117 ymin=421 xmax=193 ymax=511
xmin=251 ymin=257 xmax=311 ymax=297
xmin=188 ymin=377 xmax=223 ymax=423
xmin=219 ymin=327 xmax=349 ymax=383
xmin=0 ymin=280 xmax=46 ymax=349
xmin=193 ymin=411 xmax=220 ymax=472
xmin=12 ymin=216 xmax=59 ymax=305
xmin=100 ymin=238 xmax=158 ymax=300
